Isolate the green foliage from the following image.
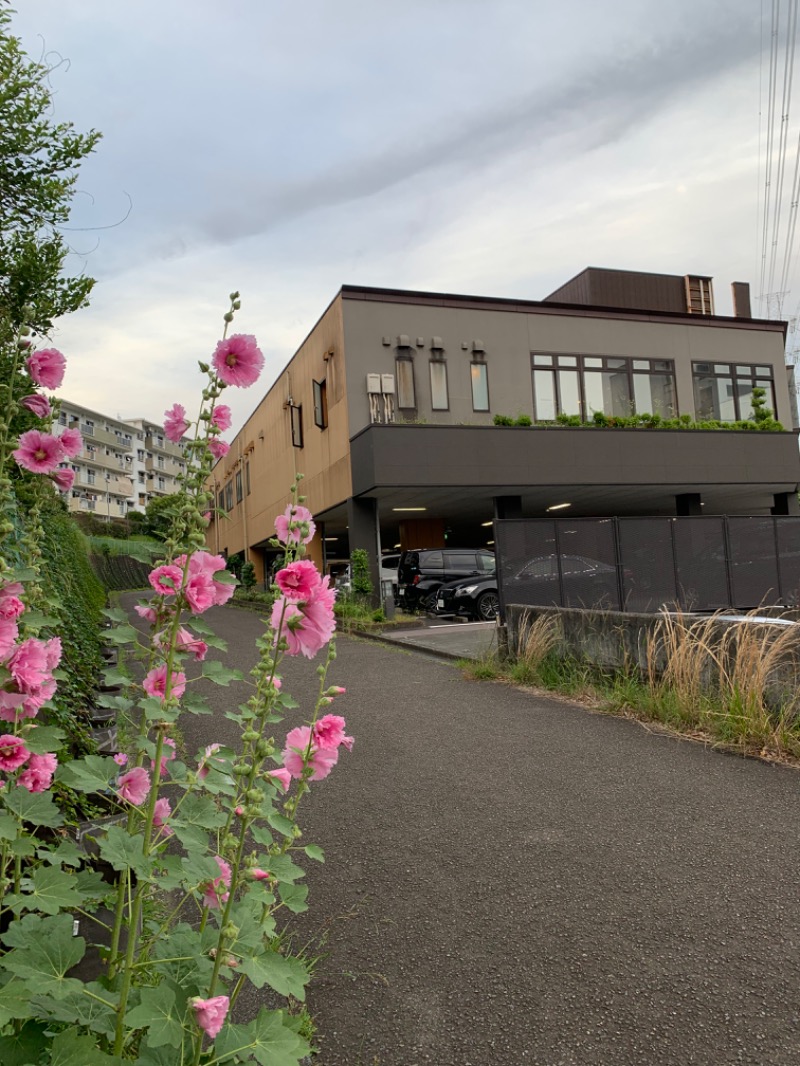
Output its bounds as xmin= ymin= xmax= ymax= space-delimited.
xmin=241 ymin=561 xmax=257 ymax=590
xmin=141 ymin=494 xmax=183 ymax=541
xmin=0 ymin=6 xmax=101 ymax=345
xmin=350 ymin=547 xmax=372 ymax=597
xmin=88 ymin=554 xmax=152 ymax=592
xmin=85 ymin=535 xmax=163 ymax=563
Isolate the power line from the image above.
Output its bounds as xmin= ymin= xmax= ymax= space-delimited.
xmin=767 ymin=0 xmax=799 ymax=314
xmin=759 ymin=0 xmax=781 ymax=313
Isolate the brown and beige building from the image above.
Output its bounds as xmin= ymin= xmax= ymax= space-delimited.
xmin=206 ymin=268 xmax=800 ymax=590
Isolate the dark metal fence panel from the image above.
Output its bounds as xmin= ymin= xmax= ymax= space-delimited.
xmin=776 ymin=518 xmax=800 ymax=606
xmin=496 ymin=515 xmax=800 ymax=615
xmin=495 ymin=519 xmax=562 ymax=609
xmin=557 ymin=519 xmax=620 ymax=610
xmin=727 ymin=517 xmax=782 ymax=608
xmin=672 ymin=517 xmax=729 ymax=611
xmin=617 ymin=518 xmax=678 ymax=613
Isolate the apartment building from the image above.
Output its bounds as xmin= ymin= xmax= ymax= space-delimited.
xmin=56 ymin=403 xmax=186 ymax=518
xmin=207 ymin=268 xmax=800 ymax=591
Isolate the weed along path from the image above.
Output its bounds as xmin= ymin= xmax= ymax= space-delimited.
xmin=123 ymin=595 xmax=800 ymax=1065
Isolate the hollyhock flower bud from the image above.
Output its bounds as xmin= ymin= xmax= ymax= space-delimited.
xmin=13 ymin=430 xmax=65 ymax=474
xmin=58 ymin=427 xmax=83 ymax=458
xmin=116 ymin=766 xmax=150 ymax=805
xmin=211 ymin=334 xmax=264 ymax=388
xmin=0 ymin=735 xmax=31 ymax=772
xmin=197 ymin=742 xmax=222 ymax=780
xmin=26 ymin=348 xmax=65 ymax=389
xmin=21 ymin=394 xmax=52 ymax=419
xmin=251 ymin=868 xmax=271 ymax=881
xmin=134 ymin=604 xmax=158 ymax=624
xmin=192 ymin=995 xmax=230 ymax=1039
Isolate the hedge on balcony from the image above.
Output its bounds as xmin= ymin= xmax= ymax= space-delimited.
xmin=493 ymin=411 xmax=785 ymax=431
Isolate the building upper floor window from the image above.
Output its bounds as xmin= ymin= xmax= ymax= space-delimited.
xmin=471 ymin=362 xmax=489 ymax=411
xmin=313 ymin=379 xmax=328 ymax=429
xmin=692 ymin=362 xmax=776 ymax=422
xmin=429 ymin=359 xmax=449 ymax=410
xmin=225 ymin=482 xmax=234 ymax=511
xmin=245 ymin=461 xmax=251 ymax=495
xmin=218 ymin=489 xmax=226 ymax=513
xmin=532 ymin=353 xmax=676 ymax=421
xmin=396 ymin=355 xmax=416 ymax=409
xmin=235 ymin=469 xmax=243 ymax=503
xmin=290 ymin=404 xmax=303 ymax=448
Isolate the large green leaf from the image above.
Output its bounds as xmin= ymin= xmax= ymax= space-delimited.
xmin=277 ymin=881 xmax=309 ymax=914
xmin=2 ymin=786 xmax=64 ymax=827
xmin=103 ymin=623 xmax=139 ymax=645
xmin=177 ymin=792 xmax=227 ymax=830
xmin=267 ymin=853 xmax=305 ymax=884
xmin=201 ymin=660 xmax=244 ymax=686
xmin=32 ymin=982 xmax=119 ymax=1040
xmin=56 ymin=754 xmax=118 ymax=793
xmin=24 ymin=725 xmax=65 ymax=753
xmin=239 ymin=949 xmax=310 ymax=1000
xmin=18 ymin=865 xmax=84 ymax=915
xmin=0 ymin=813 xmax=18 ymax=840
xmin=102 ymin=607 xmax=131 ymax=624
xmin=0 ymin=977 xmax=32 ymax=1026
xmin=50 ymin=1026 xmax=123 ymax=1066
xmin=214 ymin=1008 xmax=310 ymax=1066
xmin=2 ymin=913 xmax=85 ymax=998
xmin=124 ymin=984 xmax=186 ymax=1048
xmin=97 ymin=825 xmax=151 ymax=880
xmin=0 ymin=1021 xmax=48 ymax=1066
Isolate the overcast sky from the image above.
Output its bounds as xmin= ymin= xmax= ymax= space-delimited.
xmin=10 ymin=1 xmax=784 ymax=436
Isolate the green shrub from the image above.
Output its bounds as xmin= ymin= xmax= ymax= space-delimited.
xmin=350 ymin=548 xmax=373 ymax=597
xmin=241 ymin=561 xmax=256 ymax=590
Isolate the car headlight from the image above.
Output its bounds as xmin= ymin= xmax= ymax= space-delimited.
xmin=456 ymin=585 xmax=479 ymax=596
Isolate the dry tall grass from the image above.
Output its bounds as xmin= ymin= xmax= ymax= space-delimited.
xmin=513 ymin=611 xmax=561 ymax=682
xmin=645 ymin=609 xmax=800 ymax=751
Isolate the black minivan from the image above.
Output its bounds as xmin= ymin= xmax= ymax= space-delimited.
xmin=397 ymin=548 xmax=495 ymax=612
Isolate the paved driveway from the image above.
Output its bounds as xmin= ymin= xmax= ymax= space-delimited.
xmin=124 ymin=596 xmax=800 ymax=1065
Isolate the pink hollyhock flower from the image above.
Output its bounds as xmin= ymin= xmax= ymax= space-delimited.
xmin=134 ymin=604 xmax=157 ymax=624
xmin=235 ymin=805 xmax=244 ymax=817
xmin=212 ymin=334 xmax=264 ymax=388
xmin=0 ymin=617 xmax=19 ymax=659
xmin=153 ymin=796 xmax=173 ymax=836
xmin=271 ymin=600 xmax=328 ymax=659
xmin=58 ymin=427 xmax=83 ymax=458
xmin=179 ymin=552 xmax=235 ymax=611
xmin=341 ymin=733 xmax=355 ymax=752
xmin=0 ymin=692 xmax=26 ymax=723
xmin=13 ymin=430 xmax=64 ymax=474
xmin=274 ymin=504 xmax=316 ymax=545
xmin=267 ymin=767 xmax=292 ymax=791
xmin=192 ymin=995 xmax=229 ymax=1040
xmin=17 ymin=752 xmax=57 ymax=793
xmin=116 ymin=766 xmax=150 ymax=805
xmin=153 ymin=736 xmax=177 ymax=778
xmin=163 ymin=403 xmax=190 ymax=443
xmin=208 ymin=438 xmax=229 ymax=461
xmin=175 ymin=626 xmax=208 ymax=661
xmin=202 ymin=855 xmax=231 ymax=908
xmin=21 ymin=394 xmax=52 ymax=419
xmin=275 ymin=560 xmax=321 ymax=601
xmin=0 ymin=735 xmax=30 ymax=772
xmin=251 ymin=868 xmax=271 ymax=881
xmin=184 ymin=571 xmax=215 ymax=614
xmin=148 ymin=564 xmax=183 ymax=596
xmin=303 ymin=574 xmax=337 ymax=643
xmin=44 ymin=637 xmax=62 ymax=672
xmin=26 ymin=348 xmax=65 ymax=389
xmin=8 ymin=637 xmax=51 ymax=693
xmin=0 ymin=597 xmax=23 ymax=622
xmin=113 ymin=753 xmax=128 ymax=766
xmin=197 ymin=742 xmax=221 ymax=780
xmin=143 ymin=665 xmax=186 ymax=701
xmin=211 ymin=404 xmax=232 ymax=431
xmin=51 ymin=467 xmax=75 ymax=492
xmin=313 ymin=714 xmax=347 ymax=750
xmin=282 ymin=725 xmax=339 ymax=782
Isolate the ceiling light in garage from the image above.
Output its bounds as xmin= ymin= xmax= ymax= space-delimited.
xmin=393 ymin=507 xmax=427 ymax=512
xmin=547 ymin=502 xmax=572 ymax=512
xmin=481 ymin=521 xmax=493 ymax=527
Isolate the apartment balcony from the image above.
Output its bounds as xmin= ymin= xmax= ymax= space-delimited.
xmin=68 ymin=421 xmax=133 ymax=452
xmin=145 ymin=457 xmax=184 ymax=478
xmin=348 ymin=424 xmax=800 ymax=518
xmin=145 ymin=434 xmax=184 ymax=460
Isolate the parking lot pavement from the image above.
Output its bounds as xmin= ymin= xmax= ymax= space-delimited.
xmin=377 ymin=619 xmax=498 ymax=660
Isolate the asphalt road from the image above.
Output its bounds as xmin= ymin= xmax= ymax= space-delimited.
xmin=123 ymin=596 xmax=800 ymax=1065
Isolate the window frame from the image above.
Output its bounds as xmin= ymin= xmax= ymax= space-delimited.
xmin=531 ymin=353 xmax=677 ymax=422
xmin=429 ymin=358 xmax=449 ymax=411
xmin=290 ymin=404 xmax=303 ymax=448
xmin=235 ymin=469 xmax=243 ymax=503
xmin=470 ymin=360 xmax=490 ymax=412
xmin=691 ymin=361 xmax=776 ymax=422
xmin=396 ymin=355 xmax=416 ymax=409
xmin=313 ymin=379 xmax=328 ymax=429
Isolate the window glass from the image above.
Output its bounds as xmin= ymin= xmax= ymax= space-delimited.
xmin=633 ymin=372 xmax=675 ymax=416
xmin=396 ymin=357 xmax=416 ymax=408
xmin=584 ymin=369 xmax=631 ymax=417
xmin=533 ymin=354 xmax=553 ymax=366
xmin=423 ymin=551 xmax=443 ymax=567
xmin=445 ymin=551 xmax=475 ymax=568
xmin=584 ymin=357 xmax=603 ymax=368
xmin=430 ymin=361 xmax=448 ymax=410
xmin=533 ymin=369 xmax=556 ymax=420
xmin=558 ymin=355 xmax=578 ymax=367
xmin=235 ymin=470 xmax=243 ymax=503
xmin=313 ymin=379 xmax=328 ymax=429
xmin=225 ymin=483 xmax=233 ymax=510
xmin=245 ymin=461 xmax=251 ymax=495
xmin=693 ymin=371 xmax=736 ymax=420
xmin=290 ymin=405 xmax=303 ymax=448
xmin=558 ymin=369 xmax=581 ymax=416
xmin=471 ymin=363 xmax=489 ymax=411
xmin=755 ymin=366 xmax=772 ymax=377
xmin=632 ymin=359 xmax=649 ymax=370
xmin=478 ymin=553 xmax=496 ymax=573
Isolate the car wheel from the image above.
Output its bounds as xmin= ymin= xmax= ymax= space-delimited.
xmin=475 ymin=590 xmax=499 ymax=621
xmin=419 ymin=591 xmax=439 ymax=613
